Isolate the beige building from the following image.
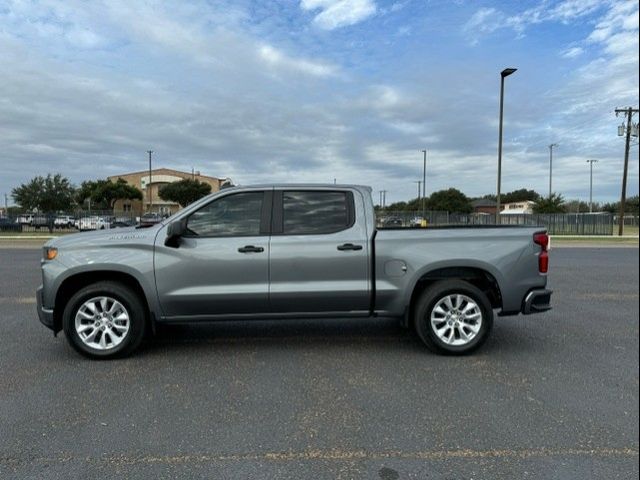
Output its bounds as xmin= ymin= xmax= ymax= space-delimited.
xmin=108 ymin=168 xmax=230 ymax=215
xmin=501 ymin=201 xmax=536 ymax=215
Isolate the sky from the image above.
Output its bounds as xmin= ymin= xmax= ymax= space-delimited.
xmin=0 ymin=0 xmax=638 ymax=206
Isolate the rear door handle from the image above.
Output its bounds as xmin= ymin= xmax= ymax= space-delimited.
xmin=337 ymin=243 xmax=363 ymax=251
xmin=238 ymin=245 xmax=264 ymax=253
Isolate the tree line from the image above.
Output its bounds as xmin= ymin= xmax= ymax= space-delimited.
xmin=10 ymin=173 xmax=213 ymax=213
xmin=378 ymin=187 xmax=639 ymax=215
xmin=8 ymin=173 xmax=639 ymax=215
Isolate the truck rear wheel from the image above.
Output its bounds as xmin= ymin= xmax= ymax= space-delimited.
xmin=414 ymin=280 xmax=493 ymax=355
xmin=62 ymin=281 xmax=147 ymax=359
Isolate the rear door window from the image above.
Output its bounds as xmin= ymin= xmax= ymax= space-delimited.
xmin=282 ymin=191 xmax=353 ymax=235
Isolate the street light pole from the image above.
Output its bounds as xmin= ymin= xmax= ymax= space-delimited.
xmin=147 ymin=150 xmax=153 ymax=212
xmin=548 ymin=143 xmax=558 ymax=198
xmin=586 ymin=159 xmax=598 ymax=213
xmin=497 ymin=68 xmax=517 ymax=224
xmin=421 ymin=149 xmax=427 ymax=219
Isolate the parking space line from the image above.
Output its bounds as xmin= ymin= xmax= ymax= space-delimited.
xmin=0 ymin=297 xmax=36 ymax=304
xmin=1 ymin=447 xmax=637 ymax=467
xmin=577 ymin=293 xmax=639 ymax=300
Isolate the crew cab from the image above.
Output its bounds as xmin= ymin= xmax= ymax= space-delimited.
xmin=37 ymin=184 xmax=552 ymax=358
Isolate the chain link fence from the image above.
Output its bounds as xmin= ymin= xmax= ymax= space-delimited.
xmin=0 ymin=211 xmax=148 ymax=233
xmin=0 ymin=209 xmax=620 ymax=235
xmin=376 ymin=211 xmax=615 ymax=235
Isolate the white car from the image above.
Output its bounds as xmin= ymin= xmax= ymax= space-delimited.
xmin=17 ymin=215 xmax=33 ymax=225
xmin=54 ymin=216 xmax=75 ymax=228
xmin=78 ymin=216 xmax=111 ymax=231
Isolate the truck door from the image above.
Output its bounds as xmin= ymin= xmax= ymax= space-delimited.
xmin=154 ymin=190 xmax=271 ymax=317
xmin=268 ymin=189 xmax=370 ymax=314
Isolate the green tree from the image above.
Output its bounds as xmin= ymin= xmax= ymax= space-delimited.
xmin=385 ymin=201 xmax=408 ymax=211
xmin=76 ymin=178 xmax=142 ymax=209
xmin=426 ymin=188 xmax=472 ymax=213
xmin=502 ymin=189 xmax=541 ymax=203
xmin=533 ymin=193 xmax=567 ymax=214
xmin=565 ymin=199 xmax=593 ymax=213
xmin=12 ymin=174 xmax=75 ymax=212
xmin=158 ymin=179 xmax=212 ymax=207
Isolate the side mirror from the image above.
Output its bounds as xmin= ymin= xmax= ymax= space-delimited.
xmin=165 ymin=219 xmax=187 ymax=247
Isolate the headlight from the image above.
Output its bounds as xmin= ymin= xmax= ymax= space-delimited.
xmin=43 ymin=247 xmax=58 ymax=261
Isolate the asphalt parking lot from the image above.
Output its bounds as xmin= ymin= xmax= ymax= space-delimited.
xmin=0 ymin=245 xmax=638 ymax=479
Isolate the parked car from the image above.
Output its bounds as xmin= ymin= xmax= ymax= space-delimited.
xmin=37 ymin=184 xmax=552 ymax=359
xmin=383 ymin=216 xmax=403 ymax=227
xmin=17 ymin=214 xmax=33 ymax=225
xmin=77 ymin=216 xmax=111 ymax=231
xmin=54 ymin=215 xmax=75 ymax=229
xmin=111 ymin=217 xmax=137 ymax=228
xmin=31 ymin=214 xmax=51 ymax=229
xmin=0 ymin=217 xmax=20 ymax=232
xmin=139 ymin=212 xmax=162 ymax=227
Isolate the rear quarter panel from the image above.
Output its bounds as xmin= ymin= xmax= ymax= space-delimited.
xmin=374 ymin=227 xmax=547 ymax=316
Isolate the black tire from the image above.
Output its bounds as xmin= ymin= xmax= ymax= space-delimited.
xmin=414 ymin=280 xmax=493 ymax=355
xmin=62 ymin=281 xmax=147 ymax=359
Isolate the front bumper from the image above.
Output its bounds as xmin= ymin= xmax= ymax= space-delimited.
xmin=36 ymin=285 xmax=55 ymax=330
xmin=522 ymin=288 xmax=553 ymax=314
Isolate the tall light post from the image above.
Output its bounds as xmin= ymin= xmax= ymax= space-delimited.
xmin=496 ymin=67 xmax=517 ymax=224
xmin=421 ymin=149 xmax=427 ymax=219
xmin=586 ymin=159 xmax=598 ymax=213
xmin=548 ymin=143 xmax=558 ymax=198
xmin=414 ymin=181 xmax=422 ymax=201
xmin=147 ymin=150 xmax=153 ymax=212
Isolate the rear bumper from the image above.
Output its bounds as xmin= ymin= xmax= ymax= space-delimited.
xmin=36 ymin=286 xmax=55 ymax=330
xmin=522 ymin=288 xmax=553 ymax=314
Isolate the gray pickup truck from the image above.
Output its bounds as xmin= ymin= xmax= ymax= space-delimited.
xmin=37 ymin=184 xmax=552 ymax=358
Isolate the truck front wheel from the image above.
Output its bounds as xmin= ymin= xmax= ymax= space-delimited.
xmin=414 ymin=280 xmax=493 ymax=355
xmin=62 ymin=281 xmax=147 ymax=359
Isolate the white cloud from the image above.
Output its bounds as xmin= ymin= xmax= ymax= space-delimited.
xmin=258 ymin=45 xmax=338 ymax=77
xmin=464 ymin=0 xmax=608 ymax=43
xmin=561 ymin=46 xmax=583 ymax=58
xmin=300 ymin=0 xmax=376 ymax=30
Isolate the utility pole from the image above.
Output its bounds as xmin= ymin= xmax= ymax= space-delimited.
xmin=421 ymin=149 xmax=427 ymax=219
xmin=586 ymin=159 xmax=598 ymax=213
xmin=548 ymin=143 xmax=558 ymax=198
xmin=4 ymin=193 xmax=7 ymax=212
xmin=615 ymin=107 xmax=639 ymax=235
xmin=414 ymin=181 xmax=422 ymax=201
xmin=381 ymin=190 xmax=387 ymax=209
xmin=378 ymin=190 xmax=383 ymax=209
xmin=147 ymin=150 xmax=153 ymax=212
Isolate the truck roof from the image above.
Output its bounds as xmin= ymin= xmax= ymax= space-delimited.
xmin=230 ymin=183 xmax=372 ymax=190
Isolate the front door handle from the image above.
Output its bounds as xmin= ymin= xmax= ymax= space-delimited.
xmin=337 ymin=243 xmax=363 ymax=251
xmin=238 ymin=245 xmax=264 ymax=253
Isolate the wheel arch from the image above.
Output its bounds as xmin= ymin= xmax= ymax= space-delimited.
xmin=53 ymin=271 xmax=153 ymax=334
xmin=404 ymin=265 xmax=503 ymax=328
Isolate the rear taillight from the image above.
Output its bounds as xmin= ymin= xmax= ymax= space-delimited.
xmin=533 ymin=232 xmax=549 ymax=273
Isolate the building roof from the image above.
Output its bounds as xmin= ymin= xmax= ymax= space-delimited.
xmin=503 ymin=200 xmax=536 ymax=206
xmin=471 ymin=198 xmax=497 ymax=207
xmin=107 ymin=167 xmax=223 ymax=182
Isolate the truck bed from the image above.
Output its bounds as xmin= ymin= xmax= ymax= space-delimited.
xmin=373 ymin=226 xmax=546 ymax=316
